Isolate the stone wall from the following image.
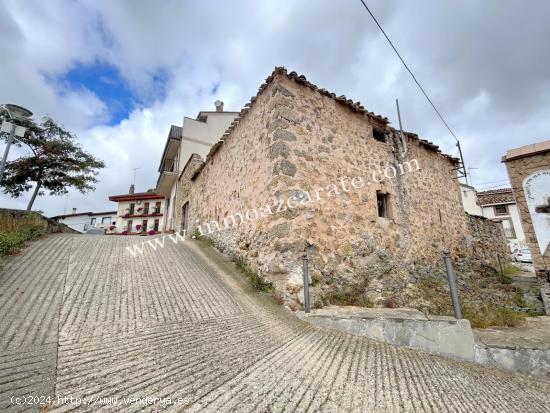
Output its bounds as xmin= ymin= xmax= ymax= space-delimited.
xmin=184 ymin=69 xmax=475 ymax=304
xmin=0 ymin=208 xmax=78 ymax=234
xmin=504 ymin=150 xmax=550 ymax=280
xmin=173 ymin=154 xmax=204 ymax=231
xmin=465 ymin=213 xmax=509 ymax=268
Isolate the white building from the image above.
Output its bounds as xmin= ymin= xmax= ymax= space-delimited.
xmin=459 ymin=184 xmax=526 ymax=249
xmin=156 ymin=101 xmax=238 ymax=231
xmin=108 ymin=185 xmax=165 ymax=234
xmin=50 ymin=209 xmax=116 ymax=233
xmin=459 ymin=183 xmax=483 ymax=215
xmin=477 ymin=188 xmax=526 ymax=247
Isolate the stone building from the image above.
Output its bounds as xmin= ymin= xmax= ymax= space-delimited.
xmin=503 ymin=140 xmax=550 ymax=283
xmin=170 ymin=67 xmax=506 ymax=305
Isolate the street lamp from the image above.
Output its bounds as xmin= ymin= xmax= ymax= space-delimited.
xmin=0 ymin=104 xmax=33 ymax=180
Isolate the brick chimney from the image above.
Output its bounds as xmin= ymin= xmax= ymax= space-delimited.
xmin=129 ymin=184 xmax=135 ymax=194
xmin=214 ymin=100 xmax=224 ymax=112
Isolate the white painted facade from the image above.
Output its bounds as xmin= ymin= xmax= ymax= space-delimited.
xmin=459 ymin=184 xmax=482 ymax=216
xmin=481 ymin=202 xmax=525 ymax=246
xmin=109 ymin=194 xmax=165 ymax=234
xmin=51 ymin=211 xmax=116 ymax=233
xmin=157 ymin=105 xmax=238 ymax=231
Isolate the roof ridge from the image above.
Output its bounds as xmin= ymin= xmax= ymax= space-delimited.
xmin=191 ymin=66 xmax=459 ymax=180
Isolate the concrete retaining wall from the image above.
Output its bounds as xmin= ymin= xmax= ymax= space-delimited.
xmin=475 ymin=345 xmax=550 ymax=379
xmin=296 ymin=307 xmax=475 ymax=361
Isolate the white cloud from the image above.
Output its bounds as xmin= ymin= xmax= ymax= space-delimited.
xmin=1 ymin=0 xmax=550 ymax=216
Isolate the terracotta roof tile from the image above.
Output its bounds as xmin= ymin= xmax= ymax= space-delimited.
xmin=477 ymin=188 xmax=515 ymax=206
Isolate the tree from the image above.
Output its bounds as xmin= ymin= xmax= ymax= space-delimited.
xmin=0 ymin=110 xmax=105 ymax=210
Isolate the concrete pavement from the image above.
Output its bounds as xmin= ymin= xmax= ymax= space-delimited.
xmin=1 ymin=234 xmax=549 ymax=412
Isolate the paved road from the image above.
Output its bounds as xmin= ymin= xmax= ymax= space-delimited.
xmin=1 ymin=234 xmax=549 ymax=412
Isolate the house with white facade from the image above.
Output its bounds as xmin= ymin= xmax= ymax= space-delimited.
xmin=459 ymin=183 xmax=526 ymax=249
xmin=50 ymin=209 xmax=116 ymax=233
xmin=156 ymin=101 xmax=238 ymax=231
xmin=108 ymin=185 xmax=165 ymax=234
xmin=477 ymin=188 xmax=526 ymax=247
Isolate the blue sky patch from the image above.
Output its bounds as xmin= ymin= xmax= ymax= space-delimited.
xmin=60 ymin=61 xmax=134 ymax=125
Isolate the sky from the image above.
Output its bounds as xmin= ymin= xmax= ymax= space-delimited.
xmin=1 ymin=0 xmax=549 ymax=217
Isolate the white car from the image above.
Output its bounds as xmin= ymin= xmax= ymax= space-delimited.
xmin=511 ymin=248 xmax=532 ymax=263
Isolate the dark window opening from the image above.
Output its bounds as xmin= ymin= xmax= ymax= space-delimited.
xmin=129 ymin=203 xmax=135 ymax=214
xmin=142 ymin=220 xmax=148 ymax=232
xmin=127 ymin=220 xmax=133 ymax=232
xmin=154 ymin=219 xmax=160 ymax=232
xmin=373 ymin=127 xmax=386 ymax=143
xmin=377 ymin=192 xmax=390 ymax=218
xmin=494 ymin=205 xmax=508 ymax=215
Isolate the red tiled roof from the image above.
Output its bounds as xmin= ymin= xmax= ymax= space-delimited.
xmin=477 ymin=188 xmax=515 ymax=206
xmin=108 ymin=192 xmax=164 ymax=202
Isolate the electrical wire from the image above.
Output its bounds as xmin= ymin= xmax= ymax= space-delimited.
xmin=358 ymin=0 xmax=458 ymax=143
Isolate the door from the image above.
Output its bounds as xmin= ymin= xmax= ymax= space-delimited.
xmin=181 ymin=202 xmax=189 ymax=231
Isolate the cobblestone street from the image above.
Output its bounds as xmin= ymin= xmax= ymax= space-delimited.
xmin=1 ymin=234 xmax=549 ymax=412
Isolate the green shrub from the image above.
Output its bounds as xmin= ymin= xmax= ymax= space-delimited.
xmin=463 ymin=304 xmax=525 ymax=328
xmin=0 ymin=219 xmax=44 ymax=263
xmin=234 ymin=257 xmax=273 ymax=293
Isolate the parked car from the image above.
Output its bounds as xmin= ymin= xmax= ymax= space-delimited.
xmin=511 ymin=248 xmax=532 ymax=263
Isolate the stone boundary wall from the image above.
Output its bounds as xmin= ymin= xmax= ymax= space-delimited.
xmin=173 ymin=154 xmax=204 ymax=231
xmin=0 ymin=208 xmax=79 ymax=234
xmin=465 ymin=213 xmax=509 ymax=269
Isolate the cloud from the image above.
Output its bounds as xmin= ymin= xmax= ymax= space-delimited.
xmin=1 ymin=0 xmax=549 ymax=216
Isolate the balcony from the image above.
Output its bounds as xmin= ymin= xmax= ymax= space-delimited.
xmin=120 ymin=208 xmax=163 ymax=219
xmin=156 ymin=158 xmax=178 ymax=197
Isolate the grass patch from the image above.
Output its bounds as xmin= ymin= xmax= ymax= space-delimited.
xmin=0 ymin=213 xmax=44 ymax=264
xmin=321 ymin=288 xmax=373 ymax=307
xmin=234 ymin=257 xmax=274 ymax=293
xmin=462 ymin=304 xmax=526 ymax=328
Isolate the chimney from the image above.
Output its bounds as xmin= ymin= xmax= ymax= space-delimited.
xmin=72 ymin=208 xmax=77 ymax=214
xmin=214 ymin=100 xmax=224 ymax=112
xmin=129 ymin=184 xmax=135 ymax=194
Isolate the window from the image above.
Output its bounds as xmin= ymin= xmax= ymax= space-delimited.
xmin=377 ymin=191 xmax=390 ymax=218
xmin=144 ymin=202 xmax=149 ymax=214
xmin=90 ymin=217 xmax=96 ymax=226
xmin=129 ymin=203 xmax=135 ymax=215
xmin=155 ymin=202 xmax=162 ymax=214
xmin=127 ymin=220 xmax=133 ymax=232
xmin=154 ymin=219 xmax=160 ymax=232
xmin=373 ymin=127 xmax=386 ymax=143
xmin=142 ymin=220 xmax=148 ymax=232
xmin=101 ymin=216 xmax=111 ymax=224
xmin=494 ymin=205 xmax=508 ymax=215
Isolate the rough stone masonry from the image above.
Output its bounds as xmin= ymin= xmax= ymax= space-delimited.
xmin=177 ymin=67 xmax=507 ymax=306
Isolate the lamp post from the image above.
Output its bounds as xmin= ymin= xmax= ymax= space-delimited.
xmin=0 ymin=104 xmax=33 ymax=180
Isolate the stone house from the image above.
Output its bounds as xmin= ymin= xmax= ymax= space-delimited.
xmin=503 ymin=140 xmax=550 ymax=283
xmin=170 ymin=67 xmax=506 ymax=304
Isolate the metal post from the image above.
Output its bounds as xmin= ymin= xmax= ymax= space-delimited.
xmin=497 ymin=254 xmax=504 ymax=275
xmin=302 ymin=252 xmax=310 ymax=313
xmin=443 ymin=250 xmax=462 ymax=319
xmin=0 ymin=122 xmax=16 ymax=180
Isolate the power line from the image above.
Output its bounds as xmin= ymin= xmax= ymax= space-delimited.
xmin=358 ymin=0 xmax=458 ymax=143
